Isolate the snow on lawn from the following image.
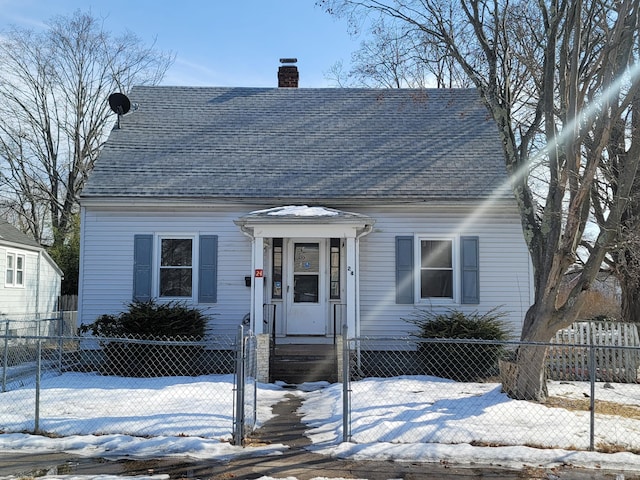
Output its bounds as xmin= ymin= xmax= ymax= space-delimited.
xmin=1 ymin=372 xmax=640 ymax=472
xmin=0 ymin=372 xmax=286 ymax=460
xmin=299 ymin=376 xmax=640 ymax=470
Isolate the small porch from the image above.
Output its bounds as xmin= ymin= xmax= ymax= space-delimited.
xmin=235 ymin=206 xmax=374 ymax=383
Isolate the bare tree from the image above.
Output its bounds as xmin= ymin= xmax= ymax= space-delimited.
xmin=0 ymin=10 xmax=174 ymax=248
xmin=326 ymin=14 xmax=471 ymax=87
xmin=321 ymin=0 xmax=640 ymax=400
xmin=591 ymin=81 xmax=640 ymax=325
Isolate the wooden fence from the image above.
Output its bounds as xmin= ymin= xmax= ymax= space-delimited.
xmin=548 ymin=320 xmax=640 ymax=382
xmin=59 ymin=295 xmax=78 ymax=312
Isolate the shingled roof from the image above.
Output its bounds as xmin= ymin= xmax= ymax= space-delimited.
xmin=0 ymin=218 xmax=41 ymax=249
xmin=81 ymin=87 xmax=510 ymax=204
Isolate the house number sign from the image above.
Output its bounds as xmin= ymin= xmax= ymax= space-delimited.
xmin=255 ymin=269 xmax=264 ymax=278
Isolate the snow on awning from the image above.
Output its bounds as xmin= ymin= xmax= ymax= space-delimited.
xmin=236 ymin=205 xmax=374 ymax=224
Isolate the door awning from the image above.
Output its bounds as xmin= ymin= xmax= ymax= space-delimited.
xmin=234 ymin=205 xmax=375 ymax=238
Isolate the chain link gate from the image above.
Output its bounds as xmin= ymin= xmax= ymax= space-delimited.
xmin=233 ymin=325 xmax=258 ymax=445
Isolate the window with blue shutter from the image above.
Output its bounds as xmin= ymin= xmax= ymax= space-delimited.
xmin=133 ymin=234 xmax=153 ymax=302
xmin=461 ymin=236 xmax=480 ymax=304
xmin=399 ymin=235 xmax=480 ymax=305
xmin=396 ymin=236 xmax=414 ymax=304
xmin=133 ymin=234 xmax=218 ymax=304
xmin=198 ymin=235 xmax=218 ymax=303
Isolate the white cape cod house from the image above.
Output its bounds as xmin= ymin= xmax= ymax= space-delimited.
xmin=78 ymin=66 xmax=533 ymax=381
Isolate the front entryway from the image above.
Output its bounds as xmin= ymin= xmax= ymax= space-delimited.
xmin=285 ymin=239 xmax=327 ymax=335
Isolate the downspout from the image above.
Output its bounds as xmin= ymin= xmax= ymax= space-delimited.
xmin=36 ymin=251 xmax=41 ymax=321
xmin=237 ymin=224 xmax=256 ymax=333
xmin=353 ymin=224 xmax=374 ymax=339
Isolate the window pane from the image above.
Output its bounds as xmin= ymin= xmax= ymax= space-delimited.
xmin=330 ymin=238 xmax=340 ymax=300
xmin=294 ymin=275 xmax=318 ymax=303
xmin=160 ymin=268 xmax=193 ymax=297
xmin=6 ymin=254 xmax=13 ymax=284
xmin=421 ymin=270 xmax=453 ymax=298
xmin=161 ymin=239 xmax=192 ymax=266
xmin=294 ymin=243 xmax=319 ymax=272
xmin=16 ymin=256 xmax=23 ymax=269
xmin=16 ymin=270 xmax=23 ymax=285
xmin=272 ymin=238 xmax=283 ymax=299
xmin=421 ymin=240 xmax=452 ymax=268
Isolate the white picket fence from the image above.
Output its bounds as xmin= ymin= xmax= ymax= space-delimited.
xmin=548 ymin=320 xmax=640 ymax=382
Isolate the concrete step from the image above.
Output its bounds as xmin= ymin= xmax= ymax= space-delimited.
xmin=270 ymin=344 xmax=338 ymax=384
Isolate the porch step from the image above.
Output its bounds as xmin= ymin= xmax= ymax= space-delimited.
xmin=270 ymin=344 xmax=338 ymax=384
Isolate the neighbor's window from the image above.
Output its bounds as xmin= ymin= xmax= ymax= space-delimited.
xmin=159 ymin=238 xmax=193 ymax=297
xmin=420 ymin=239 xmax=453 ymax=299
xmin=5 ymin=253 xmax=24 ymax=287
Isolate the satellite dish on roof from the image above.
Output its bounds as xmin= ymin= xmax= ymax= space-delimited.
xmin=109 ymin=92 xmax=131 ymax=115
xmin=108 ymin=92 xmax=131 ymax=129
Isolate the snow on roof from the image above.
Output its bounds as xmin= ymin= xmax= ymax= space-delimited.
xmin=252 ymin=205 xmax=340 ymax=217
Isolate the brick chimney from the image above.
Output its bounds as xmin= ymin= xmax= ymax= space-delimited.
xmin=278 ymin=58 xmax=299 ymax=88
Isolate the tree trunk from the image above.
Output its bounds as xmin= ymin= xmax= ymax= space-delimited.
xmin=511 ymin=343 xmax=549 ymax=401
xmin=501 ymin=305 xmax=556 ymax=401
xmin=620 ymin=274 xmax=640 ymax=324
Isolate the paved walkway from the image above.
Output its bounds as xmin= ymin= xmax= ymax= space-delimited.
xmin=0 ymin=393 xmax=633 ymax=479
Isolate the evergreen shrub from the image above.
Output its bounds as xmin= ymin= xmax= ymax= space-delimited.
xmin=406 ymin=307 xmax=509 ymax=381
xmin=80 ymin=300 xmax=207 ymax=377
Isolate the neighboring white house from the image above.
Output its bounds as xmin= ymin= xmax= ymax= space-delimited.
xmin=0 ymin=218 xmax=63 ymax=326
xmin=78 ymin=63 xmax=534 ymax=351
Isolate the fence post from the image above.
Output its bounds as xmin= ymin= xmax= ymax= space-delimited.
xmin=342 ymin=324 xmax=350 ymax=443
xmin=2 ymin=321 xmax=9 ymax=392
xmin=589 ymin=342 xmax=596 ymax=451
xmin=233 ymin=325 xmax=245 ymax=446
xmin=35 ymin=338 xmax=42 ymax=434
xmin=58 ymin=311 xmax=64 ymax=373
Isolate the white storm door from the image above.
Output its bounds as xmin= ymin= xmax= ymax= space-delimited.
xmin=286 ymin=239 xmax=327 ymax=335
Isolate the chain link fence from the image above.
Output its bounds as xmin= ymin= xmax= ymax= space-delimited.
xmin=0 ymin=321 xmax=257 ymax=444
xmin=343 ymin=336 xmax=640 ymax=453
xmin=1 ymin=315 xmax=73 ymax=393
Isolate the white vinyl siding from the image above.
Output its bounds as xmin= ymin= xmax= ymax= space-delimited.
xmin=0 ymin=246 xmax=61 ymax=317
xmin=355 ymin=205 xmax=531 ymax=338
xmin=79 ymin=208 xmax=253 ymax=337
xmin=79 ymin=203 xmax=532 ymax=339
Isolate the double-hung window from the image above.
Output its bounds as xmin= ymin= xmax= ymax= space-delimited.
xmin=420 ymin=239 xmax=454 ymax=300
xmin=5 ymin=253 xmax=24 ymax=287
xmin=159 ymin=238 xmax=193 ymax=298
xmin=396 ymin=235 xmax=479 ymax=305
xmin=133 ymin=234 xmax=218 ymax=304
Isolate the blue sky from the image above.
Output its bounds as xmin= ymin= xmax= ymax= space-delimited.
xmin=0 ymin=0 xmax=361 ymax=87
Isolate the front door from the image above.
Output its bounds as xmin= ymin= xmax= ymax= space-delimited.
xmin=285 ymin=239 xmax=327 ymax=335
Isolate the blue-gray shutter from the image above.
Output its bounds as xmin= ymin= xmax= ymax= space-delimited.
xmin=461 ymin=236 xmax=480 ymax=304
xmin=133 ymin=234 xmax=153 ymax=302
xmin=199 ymin=235 xmax=218 ymax=303
xmin=396 ymin=236 xmax=414 ymax=304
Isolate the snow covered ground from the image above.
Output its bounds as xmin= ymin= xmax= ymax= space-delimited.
xmin=0 ymin=372 xmax=639 ymax=474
